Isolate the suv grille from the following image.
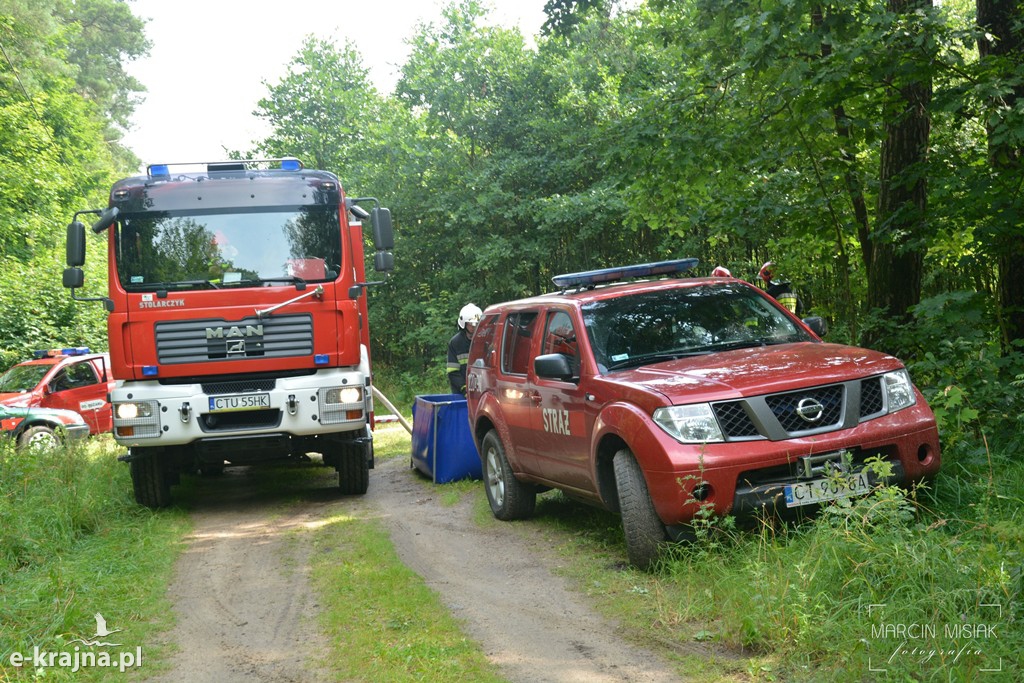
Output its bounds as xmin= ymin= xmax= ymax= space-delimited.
xmin=765 ymin=384 xmax=844 ymax=432
xmin=155 ymin=314 xmax=313 ymax=364
xmin=711 ymin=376 xmax=892 ymax=441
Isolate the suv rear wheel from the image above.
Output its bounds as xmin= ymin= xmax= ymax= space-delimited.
xmin=482 ymin=430 xmax=536 ymax=520
xmin=613 ymin=448 xmax=668 ymax=570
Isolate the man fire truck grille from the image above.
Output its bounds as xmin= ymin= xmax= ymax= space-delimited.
xmin=155 ymin=314 xmax=313 ymax=364
xmin=711 ymin=377 xmax=894 ymax=441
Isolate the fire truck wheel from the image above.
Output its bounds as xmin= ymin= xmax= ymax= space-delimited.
xmin=613 ymin=448 xmax=668 ymax=571
xmin=18 ymin=425 xmax=60 ymax=450
xmin=337 ymin=447 xmax=369 ymax=495
xmin=482 ymin=429 xmax=536 ymax=521
xmin=129 ymin=449 xmax=172 ymax=508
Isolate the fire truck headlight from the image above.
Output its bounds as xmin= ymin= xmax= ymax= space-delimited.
xmin=324 ymin=387 xmax=362 ymax=405
xmin=113 ymin=400 xmax=161 ymax=439
xmin=116 ymin=402 xmax=153 ymax=420
xmin=319 ymin=386 xmax=364 ymax=425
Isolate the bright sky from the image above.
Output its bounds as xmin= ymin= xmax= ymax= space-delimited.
xmin=121 ymin=0 xmax=547 ymax=168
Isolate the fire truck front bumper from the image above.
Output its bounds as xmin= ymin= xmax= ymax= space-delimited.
xmin=110 ymin=369 xmax=371 ymax=448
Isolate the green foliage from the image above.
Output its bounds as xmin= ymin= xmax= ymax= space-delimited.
xmin=0 ymin=438 xmax=187 ymax=681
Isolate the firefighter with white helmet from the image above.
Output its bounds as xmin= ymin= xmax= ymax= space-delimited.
xmin=447 ymin=303 xmax=483 ymax=394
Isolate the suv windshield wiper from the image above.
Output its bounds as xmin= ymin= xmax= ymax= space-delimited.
xmin=606 ymin=349 xmax=707 ymax=371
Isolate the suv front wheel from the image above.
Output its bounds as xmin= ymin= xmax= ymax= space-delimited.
xmin=482 ymin=429 xmax=536 ymax=520
xmin=613 ymin=448 xmax=669 ymax=570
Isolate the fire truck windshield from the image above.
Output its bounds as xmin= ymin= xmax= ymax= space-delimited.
xmin=114 ymin=205 xmax=341 ymax=292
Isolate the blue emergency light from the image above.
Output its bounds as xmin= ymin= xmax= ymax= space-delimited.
xmin=32 ymin=347 xmax=91 ymax=358
xmin=142 ymin=366 xmax=159 ymax=377
xmin=147 ymin=164 xmax=169 ymax=177
xmin=552 ymin=259 xmax=699 ymax=289
xmin=281 ymin=157 xmax=302 ymax=171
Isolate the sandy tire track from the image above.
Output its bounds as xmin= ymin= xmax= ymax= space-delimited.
xmin=146 ymin=455 xmax=687 ymax=682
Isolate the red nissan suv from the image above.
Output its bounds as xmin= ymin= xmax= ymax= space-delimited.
xmin=466 ymin=260 xmax=941 ymax=569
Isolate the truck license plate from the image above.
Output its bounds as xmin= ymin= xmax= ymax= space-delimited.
xmin=784 ymin=471 xmax=871 ymax=508
xmin=208 ymin=393 xmax=271 ymax=413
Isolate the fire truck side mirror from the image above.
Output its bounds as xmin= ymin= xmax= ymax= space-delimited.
xmin=374 ymin=251 xmax=394 ymax=272
xmin=63 ymin=267 xmax=84 ymax=289
xmin=371 ymin=207 xmax=393 ymax=251
xmin=66 ymin=221 xmax=86 ymax=267
xmin=91 ymin=206 xmax=119 ymax=234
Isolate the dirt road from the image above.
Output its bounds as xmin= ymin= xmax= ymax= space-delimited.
xmin=145 ymin=454 xmax=684 ymax=682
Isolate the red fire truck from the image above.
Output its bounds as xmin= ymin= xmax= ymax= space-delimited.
xmin=63 ymin=158 xmax=393 ymax=507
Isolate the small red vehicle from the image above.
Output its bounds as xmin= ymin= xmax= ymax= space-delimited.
xmin=466 ymin=260 xmax=941 ymax=568
xmin=0 ymin=348 xmax=115 ymax=436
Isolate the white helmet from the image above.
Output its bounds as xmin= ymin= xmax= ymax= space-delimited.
xmin=458 ymin=303 xmax=483 ymax=329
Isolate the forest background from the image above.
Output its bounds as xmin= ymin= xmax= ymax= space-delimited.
xmin=3 ymin=0 xmax=1024 ymax=470
xmin=6 ymin=0 xmax=1022 ymax=455
xmin=1 ymin=0 xmax=1022 ymax=676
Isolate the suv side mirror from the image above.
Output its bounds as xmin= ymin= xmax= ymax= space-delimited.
xmin=803 ymin=316 xmax=828 ymax=337
xmin=534 ymin=353 xmax=575 ymax=381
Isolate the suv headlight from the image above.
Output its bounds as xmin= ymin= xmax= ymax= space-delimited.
xmin=882 ymin=369 xmax=916 ymax=413
xmin=653 ymin=404 xmax=725 ymax=444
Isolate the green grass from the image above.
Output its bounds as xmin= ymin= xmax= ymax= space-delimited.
xmin=309 ymin=512 xmax=503 ymax=682
xmin=494 ymin=459 xmax=1024 ymax=682
xmin=0 ymin=436 xmax=189 ymax=681
xmin=308 ymin=423 xmax=503 ymax=681
xmin=6 ymin=417 xmax=1017 ymax=682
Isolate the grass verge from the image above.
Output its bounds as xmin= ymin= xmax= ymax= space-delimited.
xmin=0 ymin=436 xmax=189 ymax=681
xmin=310 ymin=423 xmax=504 ymax=681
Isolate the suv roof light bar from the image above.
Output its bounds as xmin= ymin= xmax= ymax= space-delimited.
xmin=32 ymin=347 xmax=91 ymax=358
xmin=552 ymin=258 xmax=700 ymax=290
xmin=146 ymin=157 xmax=304 ymax=178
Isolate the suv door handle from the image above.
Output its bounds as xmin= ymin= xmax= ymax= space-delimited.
xmin=530 ymin=392 xmax=542 ymax=403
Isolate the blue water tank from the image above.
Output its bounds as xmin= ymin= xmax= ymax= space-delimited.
xmin=411 ymin=394 xmax=482 ymax=483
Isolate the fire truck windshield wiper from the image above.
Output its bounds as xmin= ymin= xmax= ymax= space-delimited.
xmin=255 ymin=285 xmax=324 ymax=320
xmin=127 ymin=279 xmax=221 ymax=291
xmin=253 ymin=276 xmax=307 ymax=286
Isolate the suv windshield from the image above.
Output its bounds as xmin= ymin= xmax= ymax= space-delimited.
xmin=0 ymin=364 xmax=49 ymax=393
xmin=114 ymin=206 xmax=341 ymax=292
xmin=583 ymin=283 xmax=812 ymax=372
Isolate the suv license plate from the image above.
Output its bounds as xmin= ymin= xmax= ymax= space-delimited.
xmin=784 ymin=471 xmax=871 ymax=508
xmin=209 ymin=393 xmax=271 ymax=413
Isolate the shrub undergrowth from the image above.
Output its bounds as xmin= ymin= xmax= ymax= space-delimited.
xmin=0 ymin=437 xmax=187 ymax=681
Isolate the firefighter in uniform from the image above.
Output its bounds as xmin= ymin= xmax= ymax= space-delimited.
xmin=447 ymin=303 xmax=483 ymax=394
xmin=758 ymin=262 xmax=801 ymax=314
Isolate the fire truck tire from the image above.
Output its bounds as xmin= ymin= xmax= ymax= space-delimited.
xmin=130 ymin=450 xmax=172 ymax=509
xmin=337 ymin=448 xmax=369 ymax=495
xmin=613 ymin=448 xmax=668 ymax=571
xmin=18 ymin=425 xmax=59 ymax=450
xmin=482 ymin=429 xmax=536 ymax=521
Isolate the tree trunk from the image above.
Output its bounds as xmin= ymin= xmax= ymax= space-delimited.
xmin=977 ymin=0 xmax=1024 ymax=353
xmin=865 ymin=0 xmax=933 ymax=350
